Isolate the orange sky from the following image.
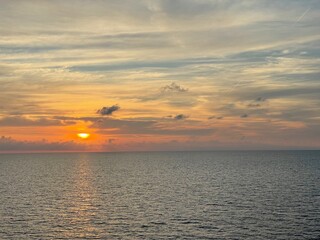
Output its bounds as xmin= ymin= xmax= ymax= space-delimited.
xmin=1 ymin=1 xmax=320 ymax=152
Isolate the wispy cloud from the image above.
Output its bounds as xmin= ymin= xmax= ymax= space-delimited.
xmin=295 ymin=7 xmax=311 ymax=23
xmin=161 ymin=82 xmax=188 ymax=93
xmin=0 ymin=0 xmax=319 ymax=151
xmin=0 ymin=116 xmax=73 ymax=127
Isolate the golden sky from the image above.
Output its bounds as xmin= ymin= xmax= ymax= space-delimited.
xmin=1 ymin=0 xmax=320 ymax=152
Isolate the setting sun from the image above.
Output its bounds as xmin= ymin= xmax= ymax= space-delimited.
xmin=77 ymin=133 xmax=90 ymax=139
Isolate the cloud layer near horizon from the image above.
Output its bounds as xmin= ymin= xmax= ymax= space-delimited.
xmin=1 ymin=0 xmax=319 ymax=151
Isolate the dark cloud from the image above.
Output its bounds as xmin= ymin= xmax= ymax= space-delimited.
xmin=255 ymin=97 xmax=266 ymax=102
xmin=247 ymin=103 xmax=261 ymax=108
xmin=108 ymin=138 xmax=117 ymax=144
xmin=97 ymin=105 xmax=120 ymax=116
xmin=174 ymin=114 xmax=188 ymax=120
xmin=161 ymin=82 xmax=188 ymax=93
xmin=247 ymin=96 xmax=268 ymax=107
xmin=241 ymin=114 xmax=248 ymax=118
xmin=208 ymin=115 xmax=224 ymax=120
xmin=166 ymin=114 xmax=189 ymax=120
xmin=0 ymin=136 xmax=86 ymax=152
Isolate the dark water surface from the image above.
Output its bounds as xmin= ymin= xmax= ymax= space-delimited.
xmin=0 ymin=151 xmax=319 ymax=239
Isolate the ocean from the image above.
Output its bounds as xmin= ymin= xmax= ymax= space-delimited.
xmin=0 ymin=151 xmax=319 ymax=239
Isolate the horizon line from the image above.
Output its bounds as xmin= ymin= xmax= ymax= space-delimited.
xmin=1 ymin=149 xmax=319 ymax=155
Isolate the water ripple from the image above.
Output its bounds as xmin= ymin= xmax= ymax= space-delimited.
xmin=0 ymin=151 xmax=319 ymax=239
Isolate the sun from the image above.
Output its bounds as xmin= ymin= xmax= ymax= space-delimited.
xmin=77 ymin=133 xmax=90 ymax=139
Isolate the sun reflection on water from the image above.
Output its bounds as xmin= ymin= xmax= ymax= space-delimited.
xmin=61 ymin=154 xmax=103 ymax=238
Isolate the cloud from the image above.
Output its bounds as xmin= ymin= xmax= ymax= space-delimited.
xmin=53 ymin=115 xmax=212 ymax=136
xmin=174 ymin=114 xmax=188 ymax=120
xmin=0 ymin=1 xmax=320 ymax=150
xmin=97 ymin=105 xmax=120 ymax=116
xmin=240 ymin=114 xmax=249 ymax=118
xmin=91 ymin=117 xmax=155 ymax=131
xmin=247 ymin=97 xmax=267 ymax=107
xmin=233 ymin=86 xmax=320 ymax=102
xmin=0 ymin=136 xmax=86 ymax=152
xmin=166 ymin=114 xmax=189 ymax=120
xmin=53 ymin=116 xmax=100 ymax=122
xmin=208 ymin=116 xmax=224 ymax=120
xmin=255 ymin=97 xmax=266 ymax=102
xmin=247 ymin=103 xmax=261 ymax=108
xmin=91 ymin=117 xmax=212 ymax=136
xmin=161 ymin=82 xmax=188 ymax=93
xmin=0 ymin=116 xmax=72 ymax=127
xmin=107 ymin=138 xmax=117 ymax=144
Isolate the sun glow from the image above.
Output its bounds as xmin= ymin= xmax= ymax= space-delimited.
xmin=77 ymin=133 xmax=90 ymax=139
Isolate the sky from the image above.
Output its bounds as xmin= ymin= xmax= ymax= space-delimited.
xmin=0 ymin=0 xmax=319 ymax=152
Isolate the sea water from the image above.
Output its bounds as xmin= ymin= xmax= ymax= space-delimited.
xmin=0 ymin=151 xmax=319 ymax=239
